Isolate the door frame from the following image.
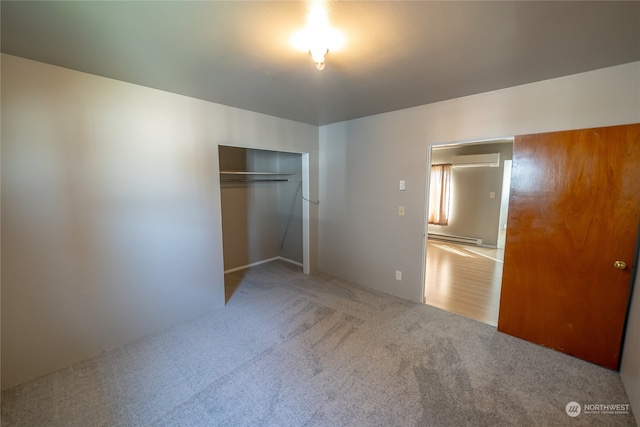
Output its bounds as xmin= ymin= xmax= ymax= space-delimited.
xmin=218 ymin=144 xmax=312 ymax=275
xmin=421 ymin=136 xmax=514 ymax=313
xmin=618 ymin=220 xmax=640 ymax=368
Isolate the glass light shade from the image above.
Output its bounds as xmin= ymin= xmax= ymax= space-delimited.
xmin=290 ymin=2 xmax=344 ymax=71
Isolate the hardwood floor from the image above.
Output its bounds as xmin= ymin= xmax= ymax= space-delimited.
xmin=424 ymin=240 xmax=504 ymax=326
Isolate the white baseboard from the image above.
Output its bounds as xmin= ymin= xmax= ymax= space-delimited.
xmin=277 ymin=256 xmax=303 ymax=267
xmin=224 ymin=257 xmax=279 ymax=274
xmin=224 ymin=256 xmax=303 ymax=274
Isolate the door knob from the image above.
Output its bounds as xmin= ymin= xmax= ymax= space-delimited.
xmin=614 ymin=261 xmax=627 ymax=270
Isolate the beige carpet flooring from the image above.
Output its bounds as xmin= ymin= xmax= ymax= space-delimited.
xmin=1 ymin=260 xmax=636 ymax=426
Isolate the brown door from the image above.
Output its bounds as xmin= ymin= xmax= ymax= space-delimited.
xmin=497 ymin=123 xmax=640 ymax=369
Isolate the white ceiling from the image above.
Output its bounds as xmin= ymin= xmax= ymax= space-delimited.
xmin=2 ymin=1 xmax=639 ymax=126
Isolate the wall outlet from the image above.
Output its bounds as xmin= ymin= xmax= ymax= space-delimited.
xmin=490 ymin=192 xmax=496 ymax=198
xmin=399 ymin=180 xmax=406 ymax=191
xmin=398 ymin=206 xmax=405 ymax=216
xmin=395 ymin=270 xmax=402 ymax=281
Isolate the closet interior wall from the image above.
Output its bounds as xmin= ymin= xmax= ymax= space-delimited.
xmin=219 ymin=146 xmax=303 ymax=271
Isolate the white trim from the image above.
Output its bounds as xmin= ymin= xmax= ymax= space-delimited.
xmin=420 ymin=146 xmax=431 ymax=304
xmin=431 ymin=136 xmax=514 ymax=150
xmin=302 ymin=153 xmax=311 ymax=275
xmin=224 ymin=257 xmax=279 ymax=274
xmin=427 ymin=233 xmax=483 ymax=246
xmin=223 ymin=256 xmax=304 ymax=274
xmin=278 ymin=256 xmax=304 ymax=267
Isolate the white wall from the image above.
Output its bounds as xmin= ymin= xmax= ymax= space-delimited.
xmin=319 ymin=61 xmax=640 ymax=302
xmin=2 ymin=53 xmax=639 ymax=415
xmin=0 ymin=54 xmax=319 ymax=390
xmin=318 ymin=61 xmax=640 ymax=416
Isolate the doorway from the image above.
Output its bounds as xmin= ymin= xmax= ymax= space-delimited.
xmin=218 ymin=146 xmax=312 ymax=302
xmin=423 ymin=138 xmax=513 ymax=326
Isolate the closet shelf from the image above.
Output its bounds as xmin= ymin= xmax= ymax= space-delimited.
xmin=220 ymin=171 xmax=293 ymax=183
xmin=220 ymin=171 xmax=294 ymax=175
xmin=220 ymin=178 xmax=289 ymax=183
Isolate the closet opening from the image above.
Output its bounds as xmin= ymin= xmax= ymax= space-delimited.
xmin=423 ymin=138 xmax=513 ymax=326
xmin=218 ymin=146 xmax=311 ymax=302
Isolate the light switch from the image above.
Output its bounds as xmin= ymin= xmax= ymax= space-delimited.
xmin=490 ymin=192 xmax=496 ymax=199
xmin=399 ymin=180 xmax=406 ymax=191
xmin=398 ymin=206 xmax=405 ymax=216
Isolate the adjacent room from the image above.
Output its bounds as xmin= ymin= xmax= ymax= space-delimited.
xmin=425 ymin=139 xmax=513 ymax=326
xmin=2 ymin=1 xmax=640 ymax=425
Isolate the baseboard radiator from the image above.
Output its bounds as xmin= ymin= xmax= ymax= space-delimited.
xmin=428 ymin=233 xmax=483 ymax=246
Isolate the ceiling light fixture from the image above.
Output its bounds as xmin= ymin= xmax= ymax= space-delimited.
xmin=291 ymin=2 xmax=344 ymax=71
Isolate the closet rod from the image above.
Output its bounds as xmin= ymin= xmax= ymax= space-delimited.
xmin=219 ymin=171 xmax=293 ymax=175
xmin=220 ymin=178 xmax=289 ymax=183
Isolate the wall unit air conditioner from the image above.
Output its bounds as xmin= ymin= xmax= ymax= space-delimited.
xmin=452 ymin=153 xmax=500 ymax=168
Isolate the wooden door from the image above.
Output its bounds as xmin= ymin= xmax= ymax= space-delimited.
xmin=497 ymin=124 xmax=640 ymax=369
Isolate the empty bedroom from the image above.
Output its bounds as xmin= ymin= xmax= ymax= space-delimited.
xmin=2 ymin=1 xmax=640 ymax=425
